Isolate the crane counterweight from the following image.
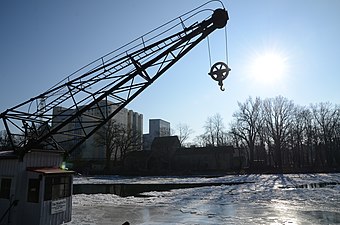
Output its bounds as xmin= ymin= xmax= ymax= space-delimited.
xmin=212 ymin=8 xmax=229 ymax=29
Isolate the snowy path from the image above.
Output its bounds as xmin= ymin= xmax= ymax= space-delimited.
xmin=64 ymin=173 xmax=340 ymax=225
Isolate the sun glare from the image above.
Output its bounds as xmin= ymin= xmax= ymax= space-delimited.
xmin=250 ymin=51 xmax=287 ymax=85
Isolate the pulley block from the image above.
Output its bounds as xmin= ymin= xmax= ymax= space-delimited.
xmin=208 ymin=62 xmax=231 ymax=91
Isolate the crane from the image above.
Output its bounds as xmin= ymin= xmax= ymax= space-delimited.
xmin=0 ymin=2 xmax=229 ymax=159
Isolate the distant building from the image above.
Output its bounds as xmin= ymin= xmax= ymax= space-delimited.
xmin=172 ymin=145 xmax=237 ymax=173
xmin=123 ymin=136 xmax=247 ymax=175
xmin=143 ymin=119 xmax=170 ymax=151
xmin=52 ymin=100 xmax=143 ymax=164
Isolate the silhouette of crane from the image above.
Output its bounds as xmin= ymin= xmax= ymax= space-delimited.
xmin=0 ymin=2 xmax=229 ymax=158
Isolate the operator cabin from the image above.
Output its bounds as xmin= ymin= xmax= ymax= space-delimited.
xmin=0 ymin=149 xmax=73 ymax=225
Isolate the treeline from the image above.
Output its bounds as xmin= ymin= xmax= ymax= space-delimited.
xmin=186 ymin=96 xmax=340 ymax=171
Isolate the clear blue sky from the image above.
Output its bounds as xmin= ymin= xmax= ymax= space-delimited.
xmin=1 ymin=0 xmax=340 ymax=137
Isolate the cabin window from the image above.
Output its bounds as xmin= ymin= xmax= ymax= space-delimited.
xmin=44 ymin=176 xmax=71 ymax=201
xmin=27 ymin=179 xmax=40 ymax=203
xmin=0 ymin=178 xmax=11 ymax=199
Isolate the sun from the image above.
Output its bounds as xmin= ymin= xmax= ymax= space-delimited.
xmin=249 ymin=51 xmax=287 ymax=84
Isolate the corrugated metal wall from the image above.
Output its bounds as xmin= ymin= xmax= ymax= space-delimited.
xmin=40 ymin=197 xmax=72 ymax=225
xmin=0 ymin=159 xmax=18 ymax=176
xmin=25 ymin=151 xmax=63 ymax=168
xmin=0 ymin=151 xmax=64 ymax=176
xmin=0 ymin=150 xmax=71 ymax=225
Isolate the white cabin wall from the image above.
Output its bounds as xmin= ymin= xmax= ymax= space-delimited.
xmin=0 ymin=150 xmax=68 ymax=225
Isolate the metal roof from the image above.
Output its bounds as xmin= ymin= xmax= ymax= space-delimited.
xmin=0 ymin=150 xmax=18 ymax=159
xmin=27 ymin=167 xmax=74 ymax=175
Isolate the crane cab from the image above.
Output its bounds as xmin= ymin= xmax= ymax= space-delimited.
xmin=0 ymin=149 xmax=73 ymax=225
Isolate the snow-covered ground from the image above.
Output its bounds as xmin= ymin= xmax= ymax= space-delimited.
xmin=65 ymin=173 xmax=340 ymax=225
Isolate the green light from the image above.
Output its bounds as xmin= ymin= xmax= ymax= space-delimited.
xmin=61 ymin=161 xmax=66 ymax=170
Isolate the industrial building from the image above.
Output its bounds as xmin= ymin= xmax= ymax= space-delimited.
xmin=124 ymin=136 xmax=247 ymax=175
xmin=143 ymin=119 xmax=170 ymax=151
xmin=52 ymin=100 xmax=143 ymax=170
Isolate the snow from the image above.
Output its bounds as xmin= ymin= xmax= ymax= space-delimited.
xmin=65 ymin=173 xmax=340 ymax=224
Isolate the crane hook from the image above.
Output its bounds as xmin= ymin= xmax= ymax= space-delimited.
xmin=208 ymin=62 xmax=231 ymax=91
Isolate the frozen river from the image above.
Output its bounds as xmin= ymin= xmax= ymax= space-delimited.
xmin=64 ymin=173 xmax=340 ymax=224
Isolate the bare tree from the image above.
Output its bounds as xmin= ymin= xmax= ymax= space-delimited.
xmin=230 ymin=96 xmax=262 ymax=168
xmin=302 ymin=107 xmax=316 ymax=166
xmin=311 ymin=102 xmax=340 ymax=167
xmin=334 ymin=105 xmax=340 ymax=165
xmin=94 ymin=119 xmax=142 ymax=170
xmin=118 ymin=126 xmax=143 ymax=164
xmin=175 ymin=123 xmax=194 ymax=147
xmin=203 ymin=113 xmax=227 ymax=147
xmin=0 ymin=130 xmax=11 ymax=150
xmin=225 ymin=95 xmax=340 ymax=170
xmin=193 ymin=134 xmax=208 ymax=147
xmin=288 ymin=105 xmax=309 ymax=168
xmin=263 ymin=96 xmax=294 ymax=169
xmin=94 ymin=120 xmax=120 ymax=170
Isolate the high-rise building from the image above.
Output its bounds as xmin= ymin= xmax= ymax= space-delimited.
xmin=52 ymin=100 xmax=143 ymax=160
xmin=143 ymin=119 xmax=170 ymax=150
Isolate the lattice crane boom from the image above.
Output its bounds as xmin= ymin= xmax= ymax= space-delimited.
xmin=0 ymin=4 xmax=229 ymax=158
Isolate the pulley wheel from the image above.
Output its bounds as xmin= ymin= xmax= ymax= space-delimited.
xmin=208 ymin=62 xmax=231 ymax=91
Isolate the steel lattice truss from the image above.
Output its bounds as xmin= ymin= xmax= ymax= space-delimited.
xmin=0 ymin=2 xmax=228 ymax=158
